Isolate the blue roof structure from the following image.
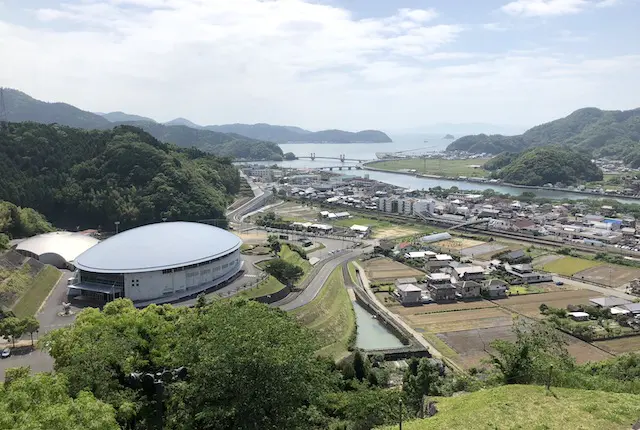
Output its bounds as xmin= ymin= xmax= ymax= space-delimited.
xmin=75 ymin=222 xmax=242 ymax=274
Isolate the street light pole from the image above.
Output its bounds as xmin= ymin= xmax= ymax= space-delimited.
xmin=399 ymin=398 xmax=403 ymax=430
xmin=114 ymin=221 xmax=120 ymax=234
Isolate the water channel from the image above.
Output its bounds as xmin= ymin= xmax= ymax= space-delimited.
xmin=352 ymin=300 xmax=405 ymax=350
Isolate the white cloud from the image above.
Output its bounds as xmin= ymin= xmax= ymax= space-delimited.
xmin=0 ymin=0 xmax=638 ymax=130
xmin=501 ymin=0 xmax=594 ymax=17
xmin=483 ymin=22 xmax=509 ymax=31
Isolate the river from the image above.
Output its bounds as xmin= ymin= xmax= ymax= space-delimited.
xmin=352 ymin=300 xmax=404 ymax=350
xmin=273 ymin=139 xmax=638 ymax=204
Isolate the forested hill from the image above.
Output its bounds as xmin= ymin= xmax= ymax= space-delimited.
xmin=484 ymin=146 xmax=603 ymax=186
xmin=0 ymin=201 xmax=53 ymax=250
xmin=2 ymin=89 xmax=283 ymax=160
xmin=447 ymin=107 xmax=640 ymax=161
xmin=0 ymin=122 xmax=240 ymax=230
xmin=100 ymin=111 xmax=156 ymax=123
xmin=206 ymin=123 xmax=393 ymax=143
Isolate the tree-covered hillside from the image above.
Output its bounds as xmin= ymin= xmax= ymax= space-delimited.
xmin=485 ymin=146 xmax=602 ymax=186
xmin=447 ymin=107 xmax=640 ymax=161
xmin=207 ymin=123 xmax=393 ymax=143
xmin=0 ymin=201 xmax=53 ymax=249
xmin=0 ymin=123 xmax=239 ymax=230
xmin=2 ymin=89 xmax=283 ymax=160
xmin=113 ymin=121 xmax=284 ymax=160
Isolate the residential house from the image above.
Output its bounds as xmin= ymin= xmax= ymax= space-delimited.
xmin=482 ymin=279 xmax=508 ymax=298
xmin=426 ymin=273 xmax=451 ymax=285
xmin=450 ymin=265 xmax=485 ymax=283
xmin=454 ymin=280 xmax=481 ymax=299
xmin=589 ymin=296 xmax=633 ymax=309
xmin=568 ymin=311 xmax=590 ymax=322
xmin=396 ymin=277 xmax=419 ymax=287
xmin=426 ymin=283 xmax=456 ymax=302
xmin=396 ymin=283 xmax=422 ymax=305
xmin=504 ymin=263 xmax=552 ymax=284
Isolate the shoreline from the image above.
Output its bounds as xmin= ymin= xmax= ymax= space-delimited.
xmin=361 ymin=160 xmax=640 ymax=202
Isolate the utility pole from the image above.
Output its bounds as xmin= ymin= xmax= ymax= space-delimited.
xmin=399 ymin=398 xmax=403 ymax=430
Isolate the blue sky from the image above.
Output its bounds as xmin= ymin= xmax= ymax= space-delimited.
xmin=0 ymin=0 xmax=638 ymax=132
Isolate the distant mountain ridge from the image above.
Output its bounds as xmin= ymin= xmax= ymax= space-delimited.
xmin=205 ymin=124 xmax=392 ymax=143
xmin=446 ymin=107 xmax=640 ymax=163
xmin=101 ymin=111 xmax=156 ymax=123
xmin=1 ymin=89 xmax=283 ymax=160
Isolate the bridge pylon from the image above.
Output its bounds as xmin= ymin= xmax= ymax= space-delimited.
xmin=310 ymin=152 xmax=315 ymax=161
xmin=340 ymin=154 xmax=345 ymax=162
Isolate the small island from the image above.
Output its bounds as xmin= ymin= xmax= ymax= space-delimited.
xmin=443 ymin=134 xmax=455 ymax=139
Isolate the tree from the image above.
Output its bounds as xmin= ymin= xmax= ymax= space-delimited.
xmin=352 ymin=350 xmax=368 ymax=382
xmin=22 ymin=316 xmax=39 ymax=346
xmin=489 ymin=319 xmax=574 ymax=385
xmin=0 ymin=372 xmax=119 ymax=430
xmin=0 ymin=316 xmax=26 ymax=348
xmin=402 ymin=358 xmax=442 ymax=412
xmin=264 ymin=259 xmax=304 ymax=286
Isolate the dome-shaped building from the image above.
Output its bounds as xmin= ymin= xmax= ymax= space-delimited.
xmin=15 ymin=231 xmax=100 ymax=269
xmin=69 ymin=222 xmax=243 ymax=303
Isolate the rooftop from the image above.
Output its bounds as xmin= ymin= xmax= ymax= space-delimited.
xmin=74 ymin=222 xmax=242 ymax=274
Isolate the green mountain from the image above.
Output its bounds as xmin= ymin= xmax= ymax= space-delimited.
xmin=447 ymin=107 xmax=640 ymax=161
xmin=1 ymin=89 xmax=282 ymax=160
xmin=2 ymin=88 xmax=111 ymax=129
xmin=100 ymin=111 xmax=156 ymax=123
xmin=0 ymin=122 xmax=240 ymax=230
xmin=206 ymin=123 xmax=392 ymax=143
xmin=381 ymin=385 xmax=640 ymax=430
xmin=165 ymin=117 xmax=205 ymax=129
xmin=484 ymin=146 xmax=603 ymax=186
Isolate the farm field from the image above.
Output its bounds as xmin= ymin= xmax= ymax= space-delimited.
xmin=362 ymin=257 xmax=424 ymax=282
xmin=541 ymin=256 xmax=603 ymax=276
xmin=370 ymin=158 xmax=491 ymax=178
xmin=272 ymin=202 xmax=318 ymax=221
xmin=595 ymin=336 xmax=640 ymax=355
xmin=499 ymin=289 xmax=601 ymax=318
xmin=407 ymin=307 xmax=513 ymax=333
xmin=573 ymin=264 xmax=640 ymax=287
xmin=461 ymin=242 xmax=507 ymax=257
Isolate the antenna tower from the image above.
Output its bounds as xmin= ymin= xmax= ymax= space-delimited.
xmin=0 ymin=87 xmax=8 ymax=131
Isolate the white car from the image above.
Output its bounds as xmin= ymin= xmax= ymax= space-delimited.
xmin=1 ymin=348 xmax=10 ymax=358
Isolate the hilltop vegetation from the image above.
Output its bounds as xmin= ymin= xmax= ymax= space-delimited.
xmin=447 ymin=107 xmax=640 ymax=162
xmin=0 ymin=201 xmax=53 ymax=249
xmin=2 ymin=89 xmax=283 ymax=160
xmin=0 ymin=122 xmax=239 ymax=230
xmin=382 ymin=385 xmax=640 ymax=430
xmin=484 ymin=146 xmax=603 ymax=186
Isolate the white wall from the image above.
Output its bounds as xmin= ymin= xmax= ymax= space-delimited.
xmin=124 ymin=249 xmax=242 ymax=302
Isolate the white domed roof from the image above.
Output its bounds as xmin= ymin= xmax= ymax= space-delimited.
xmin=16 ymin=231 xmax=100 ymax=264
xmin=74 ymin=222 xmax=242 ymax=274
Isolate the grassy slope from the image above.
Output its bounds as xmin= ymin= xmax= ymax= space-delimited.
xmin=279 ymin=245 xmax=313 ymax=282
xmin=239 ymin=276 xmax=284 ymax=299
xmin=380 ymin=385 xmax=640 ymax=430
xmin=291 ymin=267 xmax=355 ymax=359
xmin=371 ymin=158 xmax=491 ymax=178
xmin=541 ymin=256 xmax=603 ymax=276
xmin=12 ymin=265 xmax=61 ymax=317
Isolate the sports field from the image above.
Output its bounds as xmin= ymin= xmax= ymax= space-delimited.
xmin=370 ymin=158 xmax=491 ymax=178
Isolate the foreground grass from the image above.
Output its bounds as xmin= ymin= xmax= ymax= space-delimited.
xmin=371 ymin=158 xmax=491 ymax=178
xmin=542 ymin=256 xmax=603 ymax=276
xmin=12 ymin=265 xmax=61 ymax=317
xmin=291 ymin=267 xmax=355 ymax=359
xmin=380 ymin=385 xmax=640 ymax=430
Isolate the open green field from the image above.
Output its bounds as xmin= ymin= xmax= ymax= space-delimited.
xmin=11 ymin=265 xmax=61 ymax=317
xmin=370 ymin=158 xmax=491 ymax=178
xmin=541 ymin=256 xmax=603 ymax=276
xmin=291 ymin=267 xmax=355 ymax=359
xmin=331 ymin=216 xmax=391 ymax=228
xmin=380 ymin=385 xmax=640 ymax=430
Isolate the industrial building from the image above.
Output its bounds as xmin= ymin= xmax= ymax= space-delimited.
xmin=69 ymin=222 xmax=243 ymax=304
xmin=15 ymin=231 xmax=100 ymax=269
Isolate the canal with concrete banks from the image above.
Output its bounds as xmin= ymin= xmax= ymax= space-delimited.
xmin=353 ymin=300 xmax=405 ymax=350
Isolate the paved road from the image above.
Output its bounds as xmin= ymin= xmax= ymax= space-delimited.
xmin=277 ymin=249 xmax=366 ymax=311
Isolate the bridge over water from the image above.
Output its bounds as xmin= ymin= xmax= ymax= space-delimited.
xmin=296 ymin=153 xmax=370 ymax=163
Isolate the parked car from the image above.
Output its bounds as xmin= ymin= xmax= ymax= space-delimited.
xmin=555 ymin=281 xmax=564 ymax=286
xmin=1 ymin=348 xmax=10 ymax=358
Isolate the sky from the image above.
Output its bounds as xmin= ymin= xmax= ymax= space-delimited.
xmin=0 ymin=0 xmax=639 ymax=132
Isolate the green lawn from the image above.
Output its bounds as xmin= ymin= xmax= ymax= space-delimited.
xmin=370 ymin=158 xmax=491 ymax=178
xmin=291 ymin=267 xmax=355 ymax=359
xmin=380 ymin=385 xmax=640 ymax=430
xmin=239 ymin=275 xmax=284 ymax=299
xmin=541 ymin=256 xmax=603 ymax=276
xmin=508 ymin=285 xmax=544 ymax=295
xmin=12 ymin=265 xmax=62 ymax=317
xmin=280 ymin=244 xmax=313 ymax=282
